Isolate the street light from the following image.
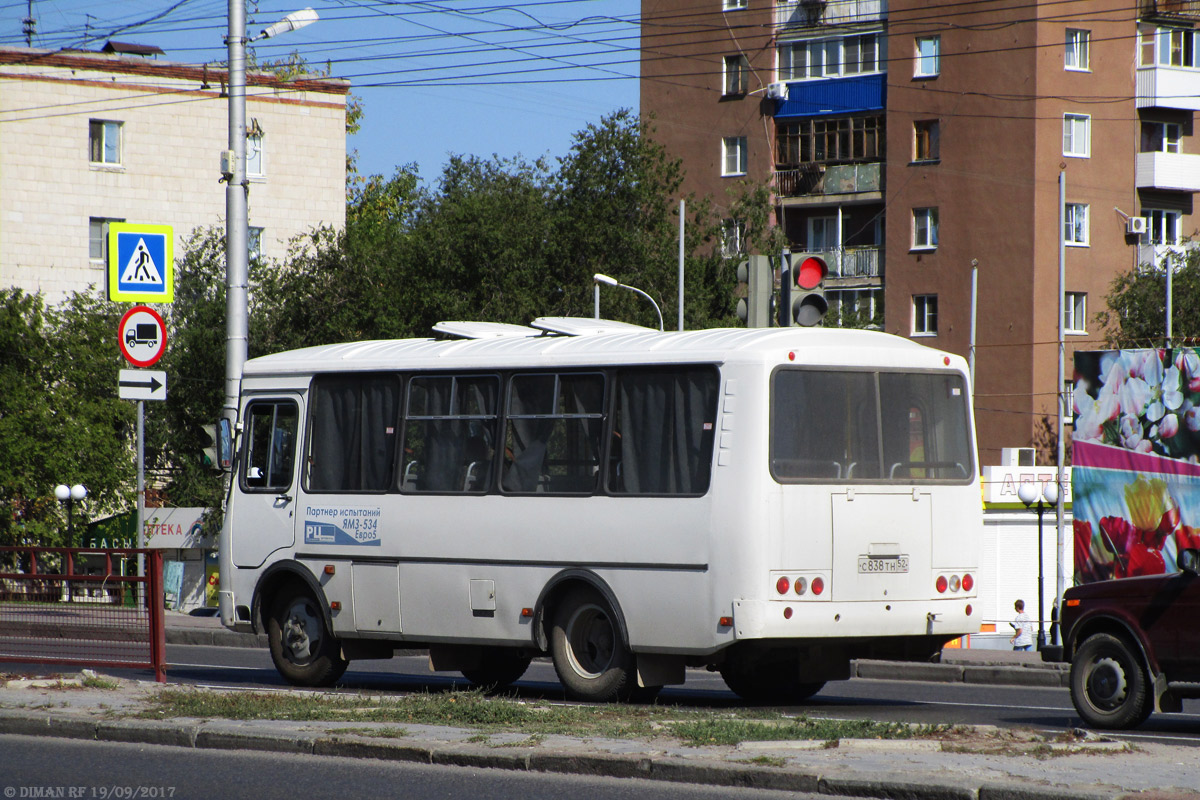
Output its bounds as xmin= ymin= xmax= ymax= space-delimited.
xmin=593 ymin=273 xmax=664 ymax=331
xmin=54 ymin=483 xmax=87 ymax=549
xmin=1017 ymin=480 xmax=1059 ymax=651
xmin=224 ymin=4 xmax=319 ymax=424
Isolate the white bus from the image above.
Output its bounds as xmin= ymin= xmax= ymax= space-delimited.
xmin=219 ymin=319 xmax=981 ymax=702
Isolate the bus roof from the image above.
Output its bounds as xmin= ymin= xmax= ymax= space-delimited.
xmin=243 ymin=324 xmax=966 ymax=377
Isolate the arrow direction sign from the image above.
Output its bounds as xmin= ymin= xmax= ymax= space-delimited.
xmin=119 ymin=369 xmax=167 ymax=401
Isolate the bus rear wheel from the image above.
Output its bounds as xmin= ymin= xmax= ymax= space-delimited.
xmin=550 ymin=587 xmax=635 ymax=702
xmin=720 ymin=655 xmax=825 ymax=704
xmin=267 ymin=589 xmax=347 ymax=687
xmin=461 ymin=648 xmax=533 ymax=692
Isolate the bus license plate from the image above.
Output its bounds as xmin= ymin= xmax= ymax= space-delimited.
xmin=858 ymin=556 xmax=909 ymax=574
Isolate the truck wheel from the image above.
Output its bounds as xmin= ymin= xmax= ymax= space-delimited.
xmin=1070 ymin=633 xmax=1151 ymax=729
xmin=550 ymin=587 xmax=635 ymax=702
xmin=720 ymin=655 xmax=825 ymax=704
xmin=461 ymin=648 xmax=532 ymax=692
xmin=267 ymin=589 xmax=347 ymax=687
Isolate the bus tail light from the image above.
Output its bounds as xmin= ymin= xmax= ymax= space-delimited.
xmin=811 ymin=577 xmax=824 ymax=595
xmin=794 ymin=577 xmax=808 ymax=596
xmin=936 ymin=575 xmax=948 ymax=594
xmin=776 ymin=576 xmax=791 ymax=595
xmin=961 ymin=573 xmax=974 ymax=592
xmin=949 ymin=575 xmax=961 ymax=592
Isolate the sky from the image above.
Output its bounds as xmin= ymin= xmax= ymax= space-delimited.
xmin=0 ymin=0 xmax=643 ymax=183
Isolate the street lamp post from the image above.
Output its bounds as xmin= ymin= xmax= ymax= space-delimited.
xmin=224 ymin=5 xmax=319 ymax=423
xmin=593 ymin=273 xmax=664 ymax=331
xmin=54 ymin=484 xmax=87 ymax=549
xmin=1017 ymin=480 xmax=1059 ymax=651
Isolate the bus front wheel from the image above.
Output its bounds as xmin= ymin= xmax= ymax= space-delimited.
xmin=550 ymin=587 xmax=635 ymax=702
xmin=267 ymin=589 xmax=348 ymax=687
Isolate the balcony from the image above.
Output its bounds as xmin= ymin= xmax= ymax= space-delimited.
xmin=1136 ymin=65 xmax=1200 ymax=110
xmin=777 ymin=0 xmax=887 ymax=28
xmin=1136 ymin=151 xmax=1200 ymax=191
xmin=826 ymin=246 xmax=883 ymax=279
xmin=1137 ymin=241 xmax=1197 ymax=267
xmin=774 ymin=74 xmax=886 ymax=118
xmin=775 ymin=162 xmax=881 ymax=198
xmin=1140 ymin=0 xmax=1200 ymax=20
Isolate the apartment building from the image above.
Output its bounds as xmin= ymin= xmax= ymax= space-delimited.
xmin=641 ymin=0 xmax=1200 ymax=463
xmin=0 ymin=45 xmax=348 ymax=302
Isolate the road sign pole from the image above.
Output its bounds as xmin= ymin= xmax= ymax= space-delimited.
xmin=137 ymin=399 xmax=146 ymax=597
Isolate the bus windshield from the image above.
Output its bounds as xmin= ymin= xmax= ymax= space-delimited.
xmin=770 ymin=369 xmax=973 ymax=483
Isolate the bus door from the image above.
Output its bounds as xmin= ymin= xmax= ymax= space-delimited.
xmin=232 ymin=396 xmax=302 ymax=568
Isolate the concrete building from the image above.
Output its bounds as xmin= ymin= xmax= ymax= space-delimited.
xmin=640 ymin=0 xmax=1200 ymax=463
xmin=0 ymin=45 xmax=349 ymax=302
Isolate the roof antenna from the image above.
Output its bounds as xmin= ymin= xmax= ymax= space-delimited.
xmin=21 ymin=0 xmax=35 ymax=47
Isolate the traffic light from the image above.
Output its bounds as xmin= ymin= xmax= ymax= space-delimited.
xmin=736 ymin=255 xmax=773 ymax=328
xmin=201 ymin=424 xmax=220 ymax=471
xmin=790 ymin=253 xmax=828 ymax=327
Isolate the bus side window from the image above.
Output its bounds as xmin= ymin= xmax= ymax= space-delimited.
xmin=503 ymin=373 xmax=604 ymax=494
xmin=242 ymin=400 xmax=298 ymax=492
xmin=401 ymin=375 xmax=499 ymax=494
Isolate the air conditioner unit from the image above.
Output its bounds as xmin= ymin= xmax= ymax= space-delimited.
xmin=766 ymin=82 xmax=789 ymax=101
xmin=1000 ymin=447 xmax=1036 ymax=467
xmin=1127 ymin=216 xmax=1148 ymax=236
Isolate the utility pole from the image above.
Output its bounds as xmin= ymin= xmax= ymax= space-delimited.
xmin=224 ymin=0 xmax=249 ymax=429
xmin=22 ymin=0 xmax=35 ymax=47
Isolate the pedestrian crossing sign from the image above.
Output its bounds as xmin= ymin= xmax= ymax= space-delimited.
xmin=107 ymin=223 xmax=174 ymax=303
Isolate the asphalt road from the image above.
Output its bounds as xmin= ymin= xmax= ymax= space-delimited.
xmin=0 ymin=734 xmax=821 ymax=800
xmin=153 ymin=643 xmax=1200 ymax=746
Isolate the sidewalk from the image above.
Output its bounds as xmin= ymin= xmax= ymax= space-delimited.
xmin=164 ymin=612 xmax=1070 ymax=688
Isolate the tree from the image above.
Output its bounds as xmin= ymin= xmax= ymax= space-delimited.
xmin=1099 ymin=248 xmax=1200 ymax=347
xmin=0 ymin=289 xmax=134 ymax=547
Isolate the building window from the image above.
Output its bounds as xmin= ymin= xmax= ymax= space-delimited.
xmin=913 ymin=119 xmax=940 ymax=161
xmin=1066 ymin=29 xmax=1090 ymax=70
xmin=1157 ymin=27 xmax=1199 ymax=67
xmin=88 ymin=217 xmax=124 ymax=262
xmin=775 ymin=116 xmax=884 ymax=166
xmin=1141 ymin=121 xmax=1182 ymax=153
xmin=1146 ymin=208 xmax=1181 ymax=244
xmin=722 ymin=136 xmax=748 ymax=176
xmin=1065 ymin=203 xmax=1089 ymax=246
xmin=1063 ymin=113 xmax=1091 ymax=157
xmin=88 ymin=120 xmax=122 ymax=165
xmin=913 ymin=294 xmax=938 ymax=336
xmin=721 ymin=219 xmax=744 ymax=258
xmin=724 ymin=54 xmax=749 ymax=96
xmin=912 ymin=207 xmax=939 ymax=250
xmin=1064 ymin=292 xmax=1087 ymax=334
xmin=778 ymin=33 xmax=882 ymax=81
xmin=915 ymin=36 xmax=940 ymax=77
xmin=247 ymin=133 xmax=265 ymax=177
xmin=249 ymin=226 xmax=264 ymax=259
xmin=723 ymin=0 xmax=748 ymax=9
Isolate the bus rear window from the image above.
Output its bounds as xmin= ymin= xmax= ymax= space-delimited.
xmin=771 ymin=369 xmax=972 ymax=483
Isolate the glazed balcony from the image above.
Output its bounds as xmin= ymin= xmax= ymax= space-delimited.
xmin=1136 ymin=64 xmax=1200 ymax=110
xmin=777 ymin=0 xmax=887 ymax=28
xmin=1136 ymin=151 xmax=1200 ymax=191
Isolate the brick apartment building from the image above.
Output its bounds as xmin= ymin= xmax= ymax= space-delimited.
xmin=0 ymin=44 xmax=348 ymax=302
xmin=641 ymin=0 xmax=1198 ymax=463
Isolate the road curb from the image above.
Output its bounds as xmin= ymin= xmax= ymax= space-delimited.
xmin=0 ymin=709 xmax=1133 ymax=800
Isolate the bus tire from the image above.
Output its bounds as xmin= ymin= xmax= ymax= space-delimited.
xmin=267 ymin=589 xmax=347 ymax=687
xmin=1070 ymin=632 xmax=1151 ymax=729
xmin=720 ymin=656 xmax=825 ymax=704
xmin=550 ymin=587 xmax=635 ymax=702
xmin=461 ymin=648 xmax=532 ymax=692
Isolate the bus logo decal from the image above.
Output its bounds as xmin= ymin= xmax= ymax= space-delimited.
xmin=303 ymin=506 xmax=382 ymax=546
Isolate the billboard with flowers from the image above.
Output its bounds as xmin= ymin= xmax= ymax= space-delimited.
xmin=1072 ymin=349 xmax=1200 ymax=584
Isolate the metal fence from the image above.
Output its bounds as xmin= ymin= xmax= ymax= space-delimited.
xmin=0 ymin=547 xmax=166 ymax=682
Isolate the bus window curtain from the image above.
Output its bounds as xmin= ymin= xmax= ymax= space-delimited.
xmin=503 ymin=376 xmax=555 ymax=493
xmin=309 ymin=378 xmax=362 ymax=492
xmin=614 ymin=369 xmax=716 ymax=494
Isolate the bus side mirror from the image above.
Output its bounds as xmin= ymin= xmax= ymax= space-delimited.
xmin=217 ymin=417 xmax=234 ymax=473
xmin=1180 ymin=548 xmax=1200 ymax=576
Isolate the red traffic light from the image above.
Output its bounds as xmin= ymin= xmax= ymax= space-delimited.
xmin=795 ymin=256 xmax=827 ymax=291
